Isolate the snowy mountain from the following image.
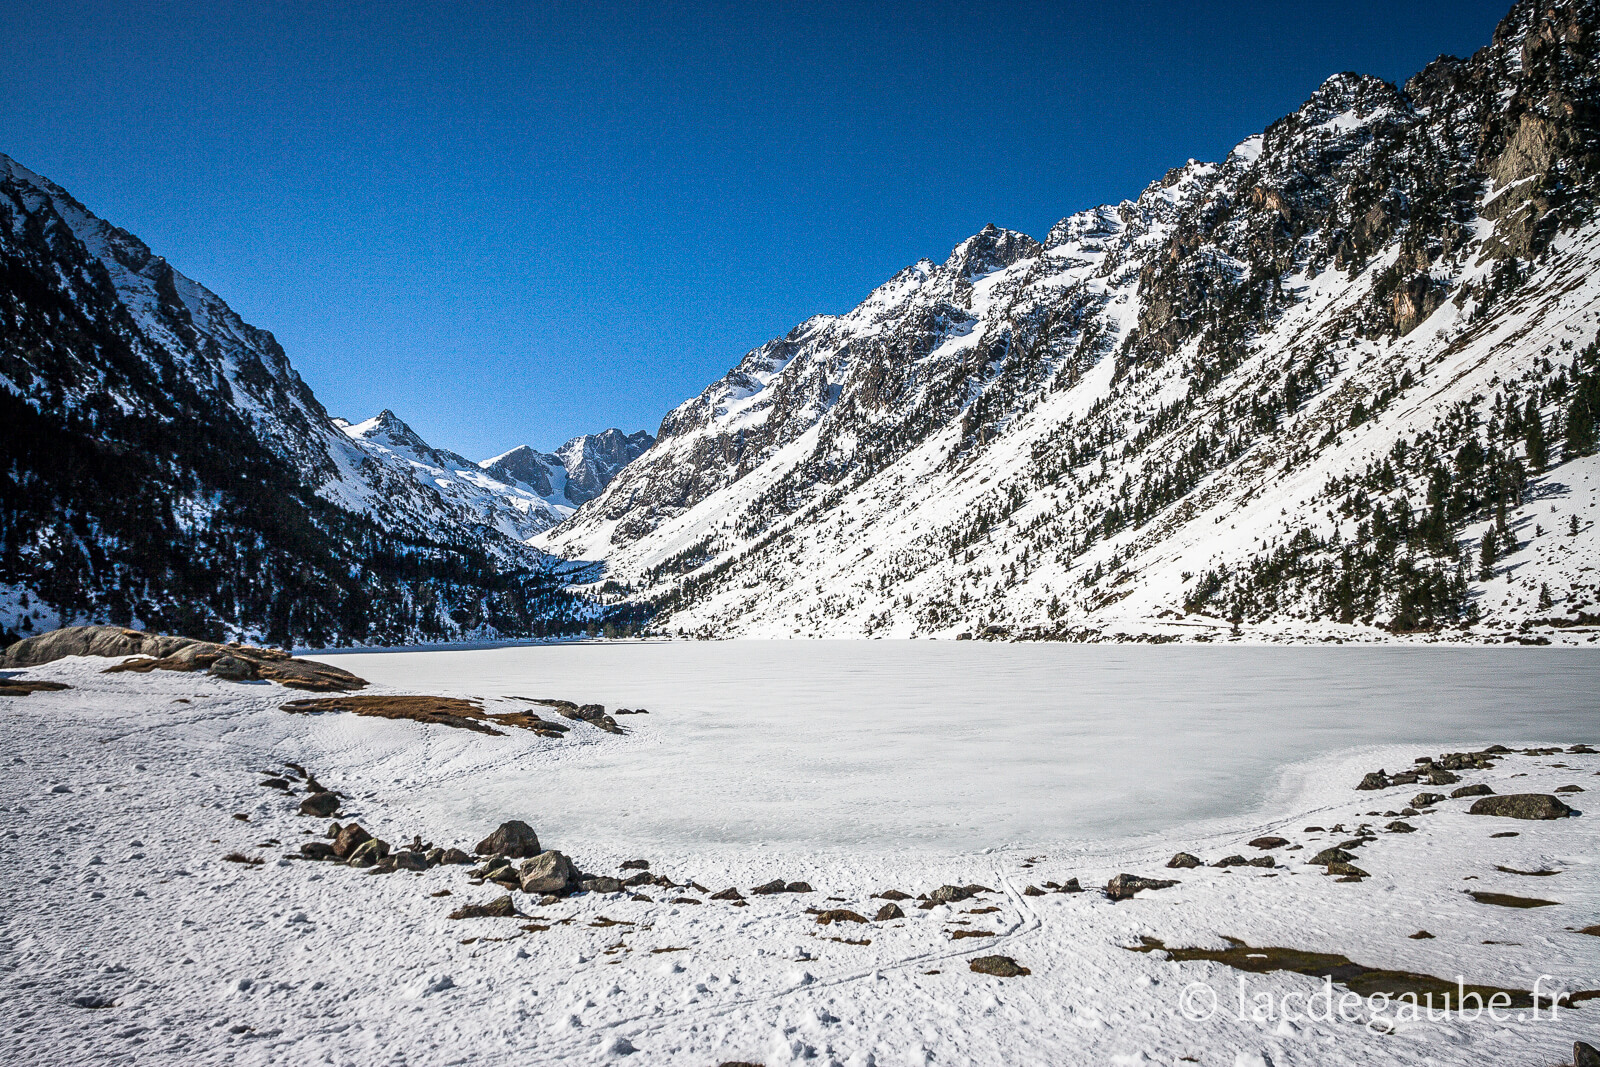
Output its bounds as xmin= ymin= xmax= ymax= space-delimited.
xmin=0 ymin=153 xmax=597 ymax=646
xmin=539 ymin=0 xmax=1600 ymax=642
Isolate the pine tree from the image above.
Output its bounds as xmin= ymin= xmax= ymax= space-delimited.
xmin=1478 ymin=529 xmax=1496 ymax=581
xmin=1523 ymin=397 xmax=1547 ymax=470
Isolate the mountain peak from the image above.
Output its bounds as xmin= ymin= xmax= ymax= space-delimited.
xmin=944 ymin=224 xmax=1043 ymax=279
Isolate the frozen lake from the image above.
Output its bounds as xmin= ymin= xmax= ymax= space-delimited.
xmin=319 ymin=641 xmax=1599 ymax=853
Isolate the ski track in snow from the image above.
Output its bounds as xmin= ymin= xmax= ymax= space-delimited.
xmin=1 ymin=653 xmax=1597 ymax=1066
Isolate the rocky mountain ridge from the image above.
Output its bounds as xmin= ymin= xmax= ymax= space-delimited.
xmin=538 ymin=0 xmax=1600 ymax=642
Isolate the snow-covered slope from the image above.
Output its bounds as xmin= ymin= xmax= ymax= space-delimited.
xmin=540 ymin=0 xmax=1600 ymax=643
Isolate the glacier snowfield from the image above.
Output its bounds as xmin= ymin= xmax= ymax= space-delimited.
xmin=323 ymin=641 xmax=1600 ymax=852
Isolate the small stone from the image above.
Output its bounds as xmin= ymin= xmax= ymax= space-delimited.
xmin=1212 ymin=855 xmax=1248 ymax=868
xmin=581 ymin=876 xmax=624 ymax=894
xmin=1247 ymin=836 xmax=1288 ymax=850
xmin=517 ymin=850 xmax=576 ymax=895
xmin=750 ymin=879 xmax=789 ymax=895
xmin=449 ymin=895 xmax=518 ymax=919
xmin=1385 ymin=821 xmax=1417 ymax=833
xmin=929 ymin=885 xmax=976 ymax=904
xmin=1408 ymin=930 xmax=1434 ymax=939
xmin=872 ymin=889 xmax=911 ymax=900
xmin=710 ymin=887 xmax=744 ymax=901
xmin=1104 ymin=874 xmax=1178 ymax=901
xmin=1555 ymin=784 xmax=1585 ymax=793
xmin=815 ymin=909 xmax=868 ymax=925
xmin=620 ymin=859 xmax=650 ymax=870
xmin=1467 ymin=794 xmax=1575 ymax=820
xmin=875 ymin=902 xmax=905 ymax=921
xmin=785 ymin=881 xmax=813 ymax=893
xmin=1247 ymin=856 xmax=1275 ymax=868
xmin=1166 ymin=852 xmax=1202 ymax=869
xmin=1058 ymin=877 xmax=1082 ymax=893
xmin=1325 ymin=861 xmax=1368 ymax=878
xmin=1310 ymin=847 xmax=1356 ymax=866
xmin=1022 ymin=885 xmax=1044 ymax=897
xmin=259 ymin=778 xmax=290 ymax=790
xmin=622 ymin=871 xmax=654 ymax=887
xmin=326 ymin=822 xmax=342 ymax=838
xmin=1450 ymin=784 xmax=1493 ymax=799
xmin=474 ymin=820 xmax=541 ymax=858
xmin=969 ymin=955 xmax=1029 ymax=977
xmin=299 ymin=841 xmax=335 ymax=861
xmin=347 ymin=839 xmax=388 ymax=868
xmin=424 ymin=848 xmax=445 ymax=866
xmin=298 ymin=792 xmax=340 ymax=818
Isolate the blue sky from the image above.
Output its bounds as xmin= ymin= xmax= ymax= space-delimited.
xmin=3 ymin=1 xmax=1510 ymax=457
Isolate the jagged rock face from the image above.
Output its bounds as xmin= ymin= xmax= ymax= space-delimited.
xmin=541 ymin=0 xmax=1600 ymax=640
xmin=475 ymin=428 xmax=654 ymax=511
xmin=0 ymin=156 xmax=590 ymax=646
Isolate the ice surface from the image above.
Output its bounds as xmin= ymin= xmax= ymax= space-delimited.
xmin=321 ymin=642 xmax=1600 ymax=854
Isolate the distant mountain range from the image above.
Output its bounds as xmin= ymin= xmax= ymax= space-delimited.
xmin=4 ymin=0 xmax=1598 ymax=645
xmin=0 ymin=152 xmax=646 ymax=646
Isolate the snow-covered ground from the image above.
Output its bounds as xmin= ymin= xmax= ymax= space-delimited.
xmin=2 ymin=645 xmax=1596 ymax=1066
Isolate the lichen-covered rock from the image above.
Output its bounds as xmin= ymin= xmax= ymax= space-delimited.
xmin=1104 ymin=874 xmax=1178 ymax=901
xmin=969 ymin=955 xmax=1030 ymax=977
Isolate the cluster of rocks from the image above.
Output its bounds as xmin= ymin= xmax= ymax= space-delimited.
xmin=300 ymin=822 xmax=472 ymax=873
xmin=1355 ymin=744 xmax=1593 ymax=791
xmin=3 ymin=624 xmax=366 ymax=692
xmin=523 ymin=699 xmax=629 ymax=735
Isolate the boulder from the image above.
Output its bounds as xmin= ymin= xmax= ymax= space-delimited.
xmin=332 ymin=823 xmax=371 ymax=859
xmin=1467 ymin=794 xmax=1575 ymax=820
xmin=1247 ymin=856 xmax=1276 ymax=868
xmin=424 ymin=848 xmax=445 ymax=867
xmin=619 ymin=859 xmax=650 ymax=870
xmin=1166 ymin=852 xmax=1202 ymax=869
xmin=1427 ymin=769 xmax=1460 ymax=785
xmin=969 ymin=955 xmax=1030 ymax=978
xmin=392 ymin=851 xmax=427 ymax=871
xmin=1555 ymin=784 xmax=1584 ymax=793
xmin=518 ymin=851 xmax=576 ymax=895
xmin=1356 ymin=771 xmax=1389 ymax=790
xmin=1104 ymin=874 xmax=1178 ymax=901
xmin=474 ymin=820 xmax=541 ymax=858
xmin=1575 ymin=1040 xmax=1600 ymax=1067
xmin=298 ymin=791 xmax=340 ymax=818
xmin=581 ymin=876 xmax=624 ymax=894
xmin=440 ymin=848 xmax=471 ymax=865
xmin=750 ymin=879 xmax=790 ymax=895
xmin=873 ymin=889 xmax=911 ymax=900
xmin=299 ymin=841 xmax=335 ymax=860
xmin=1022 ymin=885 xmax=1044 ymax=897
xmin=1450 ymin=784 xmax=1493 ymax=798
xmin=710 ymin=887 xmax=744 ymax=901
xmin=875 ymin=903 xmax=905 ymax=920
xmin=1411 ymin=793 xmax=1445 ymax=808
xmin=1385 ymin=821 xmax=1416 ymax=833
xmin=622 ymin=871 xmax=654 ymax=887
xmin=1212 ymin=855 xmax=1248 ymax=868
xmin=786 ymin=881 xmax=813 ymax=893
xmin=1325 ymin=861 xmax=1368 ymax=878
xmin=1247 ymin=836 xmax=1288 ymax=850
